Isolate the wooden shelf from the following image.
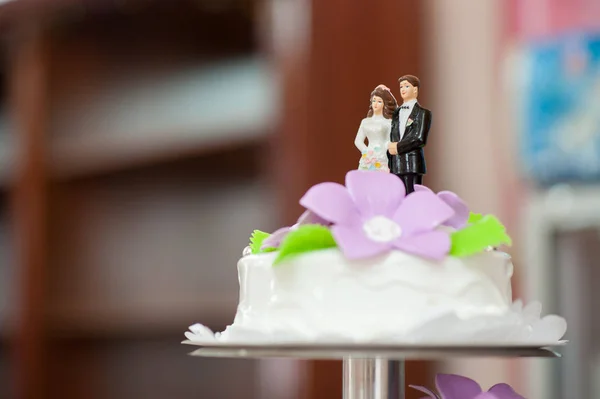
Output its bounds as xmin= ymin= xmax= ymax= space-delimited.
xmin=45 ymin=336 xmax=261 ymax=399
xmin=46 ymin=296 xmax=239 ymax=338
xmin=0 ymin=0 xmax=255 ymax=31
xmin=1 ymin=0 xmax=434 ymax=398
xmin=43 ymin=144 xmax=277 ymax=344
xmin=49 ymin=57 xmax=277 ymax=179
xmin=0 ymin=342 xmax=10 ymax=399
xmin=0 ymin=66 xmax=12 ymax=187
xmin=0 ymin=58 xmax=277 ymax=187
xmin=0 ymin=3 xmax=274 ymax=184
xmin=0 ymin=128 xmax=14 ymax=187
xmin=3 ymin=4 xmax=273 ymax=398
xmin=0 ymin=200 xmax=13 ymax=336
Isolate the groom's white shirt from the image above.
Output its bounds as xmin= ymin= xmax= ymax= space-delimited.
xmin=399 ymin=99 xmax=417 ymax=140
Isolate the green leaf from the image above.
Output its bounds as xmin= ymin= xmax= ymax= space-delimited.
xmin=274 ymin=224 xmax=337 ymax=265
xmin=450 ymin=215 xmax=512 ymax=257
xmin=468 ymin=212 xmax=484 ymax=224
xmin=249 ymin=230 xmax=276 ymax=254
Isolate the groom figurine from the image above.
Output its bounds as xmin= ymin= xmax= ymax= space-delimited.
xmin=387 ymin=75 xmax=432 ymax=194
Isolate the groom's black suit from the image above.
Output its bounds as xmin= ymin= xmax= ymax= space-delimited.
xmin=388 ymin=102 xmax=432 ymax=193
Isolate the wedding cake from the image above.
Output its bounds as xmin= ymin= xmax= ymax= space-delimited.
xmin=184 ymin=170 xmax=567 ymax=345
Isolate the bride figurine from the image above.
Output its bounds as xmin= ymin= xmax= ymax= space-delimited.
xmin=355 ymin=84 xmax=398 ymax=172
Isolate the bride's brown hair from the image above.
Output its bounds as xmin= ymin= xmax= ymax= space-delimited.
xmin=367 ymin=85 xmax=398 ymax=119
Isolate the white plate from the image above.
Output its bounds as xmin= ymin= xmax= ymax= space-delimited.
xmin=182 ymin=340 xmax=566 ymax=360
xmin=182 ymin=339 xmax=568 ymax=349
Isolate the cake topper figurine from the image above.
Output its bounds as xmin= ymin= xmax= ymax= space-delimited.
xmin=354 ymin=84 xmax=398 ymax=172
xmin=387 ymin=75 xmax=432 ymax=193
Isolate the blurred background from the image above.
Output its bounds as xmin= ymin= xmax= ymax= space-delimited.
xmin=0 ymin=0 xmax=599 ymax=398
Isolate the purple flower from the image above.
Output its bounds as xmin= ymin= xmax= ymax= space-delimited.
xmin=298 ymin=170 xmax=454 ymax=260
xmin=260 ymin=210 xmax=329 ymax=250
xmin=414 ymin=184 xmax=469 ymax=229
xmin=410 ymin=374 xmax=525 ymax=399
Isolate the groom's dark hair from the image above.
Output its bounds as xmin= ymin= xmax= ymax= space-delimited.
xmin=397 ymin=74 xmax=420 ymax=88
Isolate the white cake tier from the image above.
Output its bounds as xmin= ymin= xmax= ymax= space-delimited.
xmin=217 ymin=248 xmax=515 ymax=343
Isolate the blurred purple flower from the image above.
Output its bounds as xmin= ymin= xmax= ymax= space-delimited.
xmin=410 ymin=374 xmax=526 ymax=399
xmin=414 ymin=184 xmax=469 ymax=229
xmin=260 ymin=210 xmax=329 ymax=250
xmin=298 ymin=170 xmax=454 ymax=260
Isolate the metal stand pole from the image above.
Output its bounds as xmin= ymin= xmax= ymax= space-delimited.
xmin=343 ymin=358 xmax=405 ymax=399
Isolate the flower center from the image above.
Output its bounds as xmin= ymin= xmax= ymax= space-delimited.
xmin=362 ymin=216 xmax=402 ymax=242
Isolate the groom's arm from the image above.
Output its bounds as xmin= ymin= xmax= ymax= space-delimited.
xmin=395 ymin=109 xmax=432 ymax=155
xmin=390 ymin=108 xmax=400 ymax=141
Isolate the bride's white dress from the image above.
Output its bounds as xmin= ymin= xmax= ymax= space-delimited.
xmin=354 ymin=115 xmax=391 ymax=172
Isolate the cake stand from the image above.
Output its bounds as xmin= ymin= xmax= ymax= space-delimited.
xmin=183 ymin=342 xmax=561 ymax=398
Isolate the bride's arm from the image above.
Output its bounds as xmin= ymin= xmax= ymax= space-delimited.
xmin=354 ymin=120 xmax=368 ymax=152
xmin=384 ymin=119 xmax=392 ymax=148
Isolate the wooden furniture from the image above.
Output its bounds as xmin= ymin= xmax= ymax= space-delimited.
xmin=0 ymin=0 xmax=433 ymax=398
xmin=272 ymin=0 xmax=431 ymax=398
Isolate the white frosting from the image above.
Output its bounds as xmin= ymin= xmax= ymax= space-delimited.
xmin=214 ymin=248 xmax=516 ymax=343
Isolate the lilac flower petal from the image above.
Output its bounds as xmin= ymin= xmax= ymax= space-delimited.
xmin=299 ymin=182 xmax=361 ymax=226
xmin=331 ymin=224 xmax=391 ymax=259
xmin=393 ymin=191 xmax=454 ymax=236
xmin=435 ymin=374 xmax=483 ymax=399
xmin=345 ymin=170 xmax=406 ymax=218
xmin=393 ymin=230 xmax=450 ymax=260
xmin=261 ymin=227 xmax=291 ymax=249
xmin=297 ymin=209 xmax=330 ymax=225
xmin=409 ymin=385 xmax=440 ymax=398
xmin=414 ymin=184 xmax=434 ymax=193
xmin=487 ymin=383 xmax=526 ymax=399
xmin=438 ymin=191 xmax=469 ymax=229
xmin=474 ymin=394 xmax=497 ymax=399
